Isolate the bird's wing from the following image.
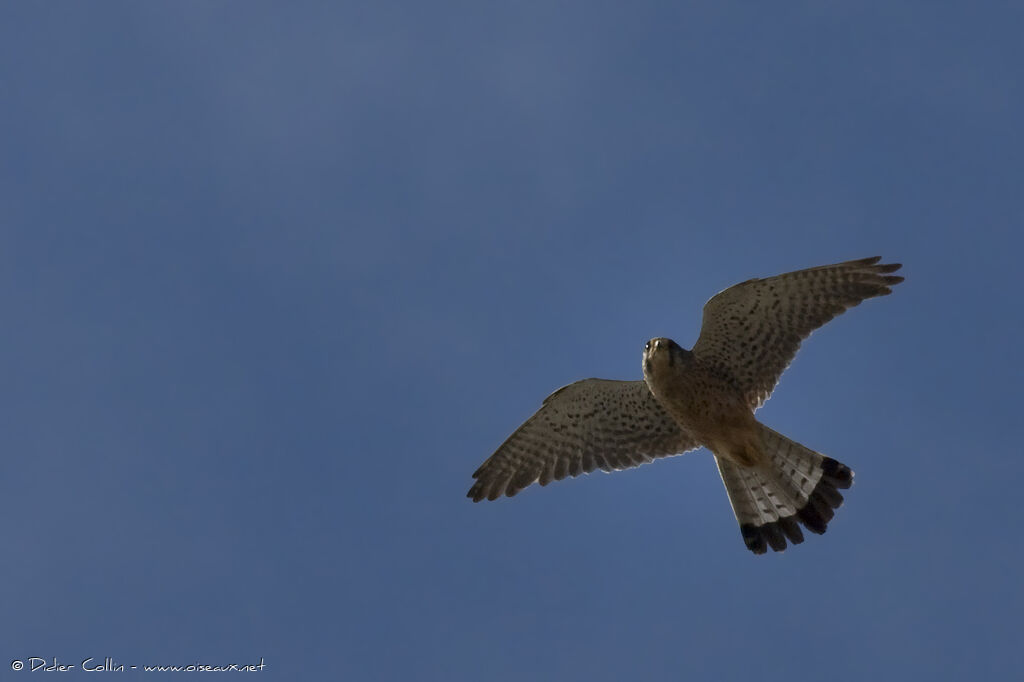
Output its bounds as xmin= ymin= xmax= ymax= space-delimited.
xmin=468 ymin=379 xmax=699 ymax=502
xmin=691 ymin=256 xmax=903 ymax=409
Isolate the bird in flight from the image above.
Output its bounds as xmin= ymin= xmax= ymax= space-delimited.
xmin=467 ymin=257 xmax=904 ymax=554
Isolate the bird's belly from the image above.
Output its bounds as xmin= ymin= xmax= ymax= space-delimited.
xmin=687 ymin=410 xmax=762 ymax=467
xmin=649 ymin=367 xmax=761 ymax=466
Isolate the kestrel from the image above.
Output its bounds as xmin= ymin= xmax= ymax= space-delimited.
xmin=467 ymin=257 xmax=904 ymax=554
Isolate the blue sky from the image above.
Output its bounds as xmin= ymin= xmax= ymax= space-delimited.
xmin=2 ymin=2 xmax=1021 ymax=680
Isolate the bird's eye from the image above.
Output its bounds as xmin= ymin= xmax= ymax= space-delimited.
xmin=644 ymin=341 xmax=651 ymax=352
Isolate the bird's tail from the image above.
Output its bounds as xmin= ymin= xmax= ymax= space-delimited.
xmin=715 ymin=423 xmax=853 ymax=554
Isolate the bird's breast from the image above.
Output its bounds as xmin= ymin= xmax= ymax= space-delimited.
xmin=646 ymin=362 xmax=760 ymax=465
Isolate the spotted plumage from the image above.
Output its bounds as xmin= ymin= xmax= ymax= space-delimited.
xmin=468 ymin=257 xmax=903 ymax=554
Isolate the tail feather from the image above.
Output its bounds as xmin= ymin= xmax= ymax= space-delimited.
xmin=716 ymin=423 xmax=854 ymax=554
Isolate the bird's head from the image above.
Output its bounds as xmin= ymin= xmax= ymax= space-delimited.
xmin=643 ymin=337 xmax=691 ymax=380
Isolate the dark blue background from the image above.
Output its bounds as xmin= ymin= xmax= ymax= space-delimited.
xmin=2 ymin=2 xmax=1020 ymax=679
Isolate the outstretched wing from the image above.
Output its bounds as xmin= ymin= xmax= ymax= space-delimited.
xmin=692 ymin=256 xmax=903 ymax=409
xmin=468 ymin=379 xmax=699 ymax=502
